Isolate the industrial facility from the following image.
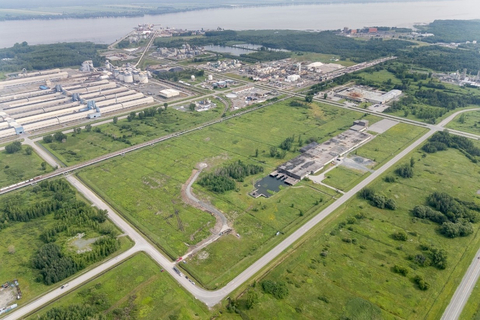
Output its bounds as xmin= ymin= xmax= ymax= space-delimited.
xmin=0 ymin=68 xmax=154 ymax=139
xmin=271 ymin=122 xmax=373 ymax=184
xmin=335 ymin=86 xmax=402 ymax=104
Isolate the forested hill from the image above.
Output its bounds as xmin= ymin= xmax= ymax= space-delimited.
xmin=418 ymin=20 xmax=480 ymax=43
xmin=0 ymin=42 xmax=106 ymax=73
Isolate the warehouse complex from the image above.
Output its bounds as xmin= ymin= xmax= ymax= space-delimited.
xmin=0 ymin=68 xmax=154 ymax=139
xmin=271 ymin=121 xmax=372 ymax=184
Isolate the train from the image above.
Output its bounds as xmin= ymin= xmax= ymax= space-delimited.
xmin=0 ymin=175 xmax=42 ymax=192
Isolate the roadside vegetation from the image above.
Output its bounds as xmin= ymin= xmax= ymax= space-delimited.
xmin=0 ymin=142 xmax=52 ymax=188
xmin=227 ymin=138 xmax=480 ymax=320
xmin=0 ymin=179 xmax=131 ymax=306
xmin=446 ymin=110 xmax=480 ymax=135
xmin=28 ymin=253 xmax=210 ymax=320
xmin=40 ymin=107 xmax=220 ymax=165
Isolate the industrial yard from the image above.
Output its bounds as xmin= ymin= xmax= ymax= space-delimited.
xmin=0 ymin=66 xmax=156 ymax=139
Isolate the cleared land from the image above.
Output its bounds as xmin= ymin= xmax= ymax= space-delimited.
xmin=40 ymin=107 xmax=221 ymax=165
xmin=28 ymin=253 xmax=210 ymax=320
xmin=230 ymin=141 xmax=480 ymax=320
xmin=0 ymin=181 xmax=132 ymax=308
xmin=0 ymin=149 xmax=52 ymax=188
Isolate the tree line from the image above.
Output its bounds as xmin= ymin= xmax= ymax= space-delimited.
xmin=198 ymin=160 xmax=263 ymax=193
xmin=422 ymin=131 xmax=480 ymax=162
xmin=0 ymin=42 xmax=106 ymax=73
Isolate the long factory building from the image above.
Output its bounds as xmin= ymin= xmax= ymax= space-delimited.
xmin=0 ymin=71 xmax=154 ymax=139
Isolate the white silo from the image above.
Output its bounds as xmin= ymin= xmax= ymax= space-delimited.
xmin=118 ymin=71 xmax=125 ymax=82
xmin=133 ymin=70 xmax=140 ymax=82
xmin=139 ymin=72 xmax=148 ymax=84
xmin=124 ymin=72 xmax=134 ymax=83
xmin=191 ymin=75 xmax=196 ymax=81
xmin=208 ymin=75 xmax=213 ymax=81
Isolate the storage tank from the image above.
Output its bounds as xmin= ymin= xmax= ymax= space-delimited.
xmin=191 ymin=75 xmax=196 ymax=81
xmin=118 ymin=71 xmax=125 ymax=82
xmin=124 ymin=72 xmax=133 ymax=83
xmin=208 ymin=75 xmax=213 ymax=81
xmin=138 ymin=72 xmax=148 ymax=84
xmin=113 ymin=68 xmax=120 ymax=79
xmin=133 ymin=70 xmax=140 ymax=82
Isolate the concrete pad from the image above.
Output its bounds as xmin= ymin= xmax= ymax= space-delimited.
xmin=368 ymin=119 xmax=398 ymax=134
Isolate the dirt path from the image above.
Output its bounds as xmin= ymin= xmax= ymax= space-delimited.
xmin=180 ymin=163 xmax=234 ymax=259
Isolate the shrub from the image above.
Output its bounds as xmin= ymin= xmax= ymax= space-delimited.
xmin=392 ymin=231 xmax=408 ymax=241
xmin=393 ymin=265 xmax=409 ymax=276
xmin=261 ymin=280 xmax=289 ymax=299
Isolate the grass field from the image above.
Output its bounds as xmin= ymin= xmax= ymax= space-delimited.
xmin=28 ymin=253 xmax=210 ymax=320
xmin=356 ymin=123 xmax=428 ymax=167
xmin=40 ymin=108 xmax=220 ymax=165
xmin=0 ymin=182 xmax=132 ymax=309
xmin=0 ymin=148 xmax=53 ymax=188
xmin=446 ymin=110 xmax=480 ymax=135
xmin=460 ymin=277 xmax=480 ymax=319
xmin=321 ymin=166 xmax=367 ymax=191
xmin=230 ymin=142 xmax=480 ymax=320
xmin=77 ymin=99 xmax=380 ymax=288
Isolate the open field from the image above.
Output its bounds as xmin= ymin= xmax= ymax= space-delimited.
xmin=460 ymin=276 xmax=480 ymax=319
xmin=230 ymin=142 xmax=480 ymax=320
xmin=0 ymin=180 xmax=132 ymax=310
xmin=0 ymin=148 xmax=53 ymax=188
xmin=321 ymin=166 xmax=367 ymax=192
xmin=40 ymin=107 xmax=220 ymax=165
xmin=28 ymin=253 xmax=210 ymax=320
xmin=356 ymin=123 xmax=428 ymax=167
xmin=446 ymin=110 xmax=480 ymax=135
xmin=78 ymin=99 xmax=379 ymax=288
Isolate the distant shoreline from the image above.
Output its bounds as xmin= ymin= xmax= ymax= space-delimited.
xmin=0 ymin=1 xmax=442 ymax=22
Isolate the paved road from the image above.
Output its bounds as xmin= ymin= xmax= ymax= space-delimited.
xmin=441 ymin=248 xmax=480 ymax=320
xmin=3 ymin=104 xmax=479 ymax=318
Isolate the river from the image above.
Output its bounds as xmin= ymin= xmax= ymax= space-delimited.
xmin=0 ymin=0 xmax=479 ymax=48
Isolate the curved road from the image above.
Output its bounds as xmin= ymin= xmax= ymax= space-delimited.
xmin=3 ymin=108 xmax=479 ymax=319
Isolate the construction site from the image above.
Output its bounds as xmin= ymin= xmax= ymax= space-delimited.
xmin=0 ymin=279 xmax=21 ymax=316
xmin=0 ymin=66 xmax=155 ymax=139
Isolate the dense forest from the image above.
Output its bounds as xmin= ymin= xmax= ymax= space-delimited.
xmin=0 ymin=180 xmax=119 ymax=285
xmin=417 ymin=20 xmax=480 ymax=43
xmin=399 ymin=46 xmax=480 ymax=74
xmin=0 ymin=42 xmax=106 ymax=73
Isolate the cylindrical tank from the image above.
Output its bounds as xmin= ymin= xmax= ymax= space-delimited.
xmin=191 ymin=75 xmax=196 ymax=81
xmin=208 ymin=75 xmax=213 ymax=81
xmin=118 ymin=71 xmax=125 ymax=82
xmin=124 ymin=72 xmax=133 ymax=83
xmin=113 ymin=68 xmax=120 ymax=79
xmin=139 ymin=72 xmax=148 ymax=84
xmin=133 ymin=71 xmax=140 ymax=82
